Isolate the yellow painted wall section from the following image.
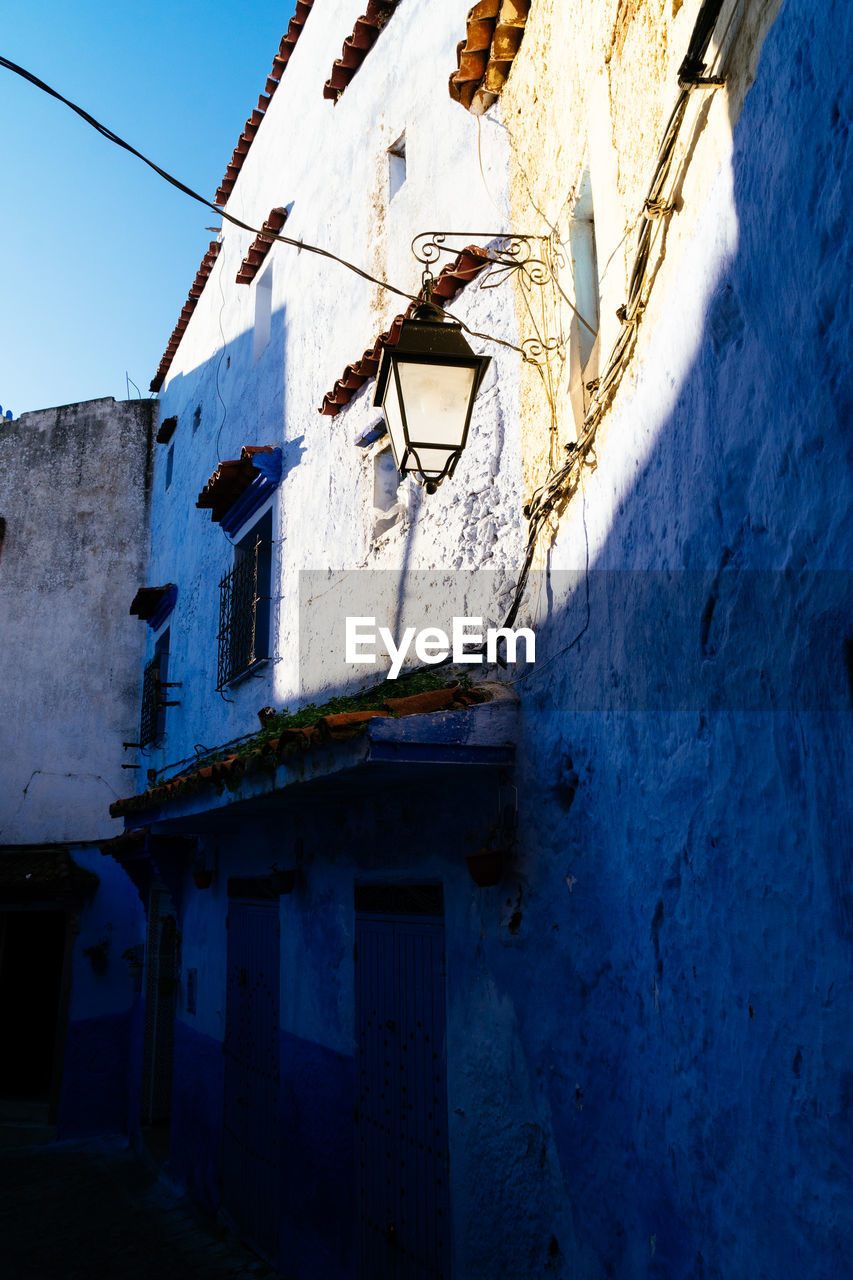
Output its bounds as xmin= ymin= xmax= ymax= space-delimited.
xmin=498 ymin=0 xmax=784 ymax=533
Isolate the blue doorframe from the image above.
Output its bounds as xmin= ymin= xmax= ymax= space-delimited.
xmin=355 ymin=886 xmax=451 ymax=1279
xmin=223 ymin=897 xmax=280 ymax=1262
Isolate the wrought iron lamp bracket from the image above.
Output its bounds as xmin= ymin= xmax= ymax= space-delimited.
xmin=411 ymin=231 xmax=567 ymax=369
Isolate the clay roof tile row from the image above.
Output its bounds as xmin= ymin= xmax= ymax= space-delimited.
xmin=322 ymin=0 xmax=401 ymax=102
xmin=151 ymin=11 xmax=316 ymax=389
xmin=110 ymin=686 xmax=488 ymax=819
xmin=214 ymin=0 xmax=316 ymax=206
xmin=235 ymin=207 xmax=290 ymax=285
xmin=149 ymin=240 xmax=221 ymax=392
xmin=448 ymin=0 xmax=530 ymax=115
xmin=318 ymin=246 xmax=493 ymax=416
xmin=129 ymin=584 xmax=176 ymax=621
xmin=196 ymin=445 xmax=276 ymax=524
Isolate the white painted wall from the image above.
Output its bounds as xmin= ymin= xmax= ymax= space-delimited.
xmin=0 ymin=397 xmax=153 ymax=843
xmin=146 ymin=0 xmax=524 ymax=776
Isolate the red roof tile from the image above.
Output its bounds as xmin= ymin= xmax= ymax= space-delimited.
xmin=318 ymin=246 xmax=492 ymax=416
xmin=156 ymin=415 xmax=177 ymax=444
xmin=109 ymin=686 xmax=489 ymax=819
xmin=214 ymin=2 xmax=316 ymax=206
xmin=196 ymin=445 xmax=276 ymax=524
xmin=149 ymin=240 xmax=221 ymax=392
xmin=448 ymin=0 xmax=530 ymax=115
xmin=322 ymin=0 xmax=401 ymax=102
xmin=129 ymin=584 xmax=176 ymax=621
xmin=235 ymin=207 xmax=289 ymax=285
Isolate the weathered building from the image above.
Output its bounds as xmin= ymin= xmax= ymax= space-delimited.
xmin=103 ymin=0 xmax=851 ymax=1277
xmin=0 ymin=396 xmax=152 ymax=1137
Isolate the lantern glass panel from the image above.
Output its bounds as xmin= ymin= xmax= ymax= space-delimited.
xmin=381 ymin=360 xmax=408 ymax=472
xmin=396 ymin=360 xmax=477 ymax=449
xmin=407 ymin=446 xmax=455 ymax=478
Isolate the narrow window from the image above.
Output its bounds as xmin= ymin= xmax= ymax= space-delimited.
xmin=165 ymin=445 xmax=174 ymax=490
xmin=568 ymin=169 xmax=600 ymax=426
xmin=140 ymin=627 xmax=176 ymax=746
xmin=253 ymin=265 xmax=273 ymax=362
xmin=569 ymin=170 xmax=600 ymax=370
xmin=388 ymin=133 xmax=406 ymax=201
xmin=217 ymin=508 xmax=273 ymax=688
xmin=192 ymin=404 xmax=202 ymax=434
xmin=372 ymin=446 xmax=403 ymax=539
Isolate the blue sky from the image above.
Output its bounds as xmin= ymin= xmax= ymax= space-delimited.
xmin=0 ymin=3 xmax=297 ymax=416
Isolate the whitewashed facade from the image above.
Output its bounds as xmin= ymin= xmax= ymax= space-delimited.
xmin=110 ymin=2 xmax=853 ymax=1277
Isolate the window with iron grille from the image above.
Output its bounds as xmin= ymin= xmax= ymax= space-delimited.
xmin=216 ymin=510 xmax=272 ymax=689
xmin=139 ymin=629 xmax=176 ymax=746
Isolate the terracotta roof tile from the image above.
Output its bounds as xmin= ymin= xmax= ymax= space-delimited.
xmin=109 ymin=686 xmax=490 ymax=819
xmin=318 ymin=246 xmax=492 ymax=416
xmin=214 ymin=2 xmax=316 ymax=206
xmin=149 ymin=240 xmax=221 ymax=392
xmin=196 ymin=445 xmax=278 ymax=524
xmin=129 ymin=584 xmax=177 ymax=623
xmin=449 ymin=0 xmax=530 ymax=115
xmin=156 ymin=415 xmax=177 ymax=444
xmin=322 ymin=1 xmax=401 ymax=102
xmin=235 ymin=207 xmax=289 ymax=286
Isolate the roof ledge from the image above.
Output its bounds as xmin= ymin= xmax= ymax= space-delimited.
xmin=113 ymin=683 xmax=518 ymax=828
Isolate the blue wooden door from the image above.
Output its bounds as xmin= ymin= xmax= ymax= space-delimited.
xmin=355 ymin=891 xmax=451 ymax=1279
xmin=223 ymin=899 xmax=280 ymax=1262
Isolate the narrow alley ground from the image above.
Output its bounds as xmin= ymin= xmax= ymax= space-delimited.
xmin=0 ymin=1119 xmax=279 ymax=1280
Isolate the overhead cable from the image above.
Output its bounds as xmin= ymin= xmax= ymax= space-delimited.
xmin=0 ymin=53 xmax=420 ymax=306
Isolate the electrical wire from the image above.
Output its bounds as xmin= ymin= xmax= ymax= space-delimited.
xmin=0 ymin=54 xmax=544 ymax=370
xmin=508 ymin=473 xmax=590 ymax=686
xmin=495 ymin=0 xmax=730 ymax=643
xmin=2 ymin=1 xmax=730 ymax=679
xmin=0 ymin=53 xmax=421 ymax=307
xmin=476 ymin=114 xmax=511 ymax=224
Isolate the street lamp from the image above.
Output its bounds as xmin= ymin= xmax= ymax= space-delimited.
xmin=374 ymin=302 xmax=491 ymax=493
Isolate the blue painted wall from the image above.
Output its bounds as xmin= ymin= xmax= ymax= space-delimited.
xmin=170 ymin=1019 xmax=225 ymax=1214
xmin=57 ymin=848 xmax=145 ymax=1139
xmin=57 ymin=1009 xmax=134 ymax=1141
xmin=458 ymin=0 xmax=853 ymax=1274
xmin=278 ymin=1030 xmax=355 ymax=1280
xmin=128 ymin=0 xmax=852 ymax=1274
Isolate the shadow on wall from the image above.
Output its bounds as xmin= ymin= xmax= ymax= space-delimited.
xmin=140 ymin=8 xmax=853 ymax=1270
xmin=468 ymin=3 xmax=853 ymax=1277
xmin=158 ymin=297 xmax=301 ymax=458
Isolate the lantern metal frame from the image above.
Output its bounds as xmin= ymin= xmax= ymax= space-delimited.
xmin=410 ymin=230 xmax=595 ymax=364
xmin=373 ymin=301 xmax=492 ymax=493
xmin=373 ymin=230 xmax=588 ymax=493
xmin=408 ymin=229 xmax=598 ymax=475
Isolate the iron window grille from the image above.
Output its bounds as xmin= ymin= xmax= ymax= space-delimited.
xmin=139 ymin=631 xmax=179 ymax=747
xmin=216 ymin=513 xmax=272 ymax=690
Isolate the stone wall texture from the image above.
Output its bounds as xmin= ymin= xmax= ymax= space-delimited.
xmin=114 ymin=0 xmax=852 ymax=1275
xmin=484 ymin=0 xmax=853 ymax=1274
xmin=0 ymin=396 xmax=154 ymax=843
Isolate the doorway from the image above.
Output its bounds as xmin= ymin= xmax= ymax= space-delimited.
xmin=0 ymin=910 xmax=67 ymax=1104
xmin=141 ymin=882 xmax=180 ymax=1161
xmin=223 ymin=895 xmax=281 ymax=1262
xmin=354 ymin=884 xmax=451 ymax=1280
